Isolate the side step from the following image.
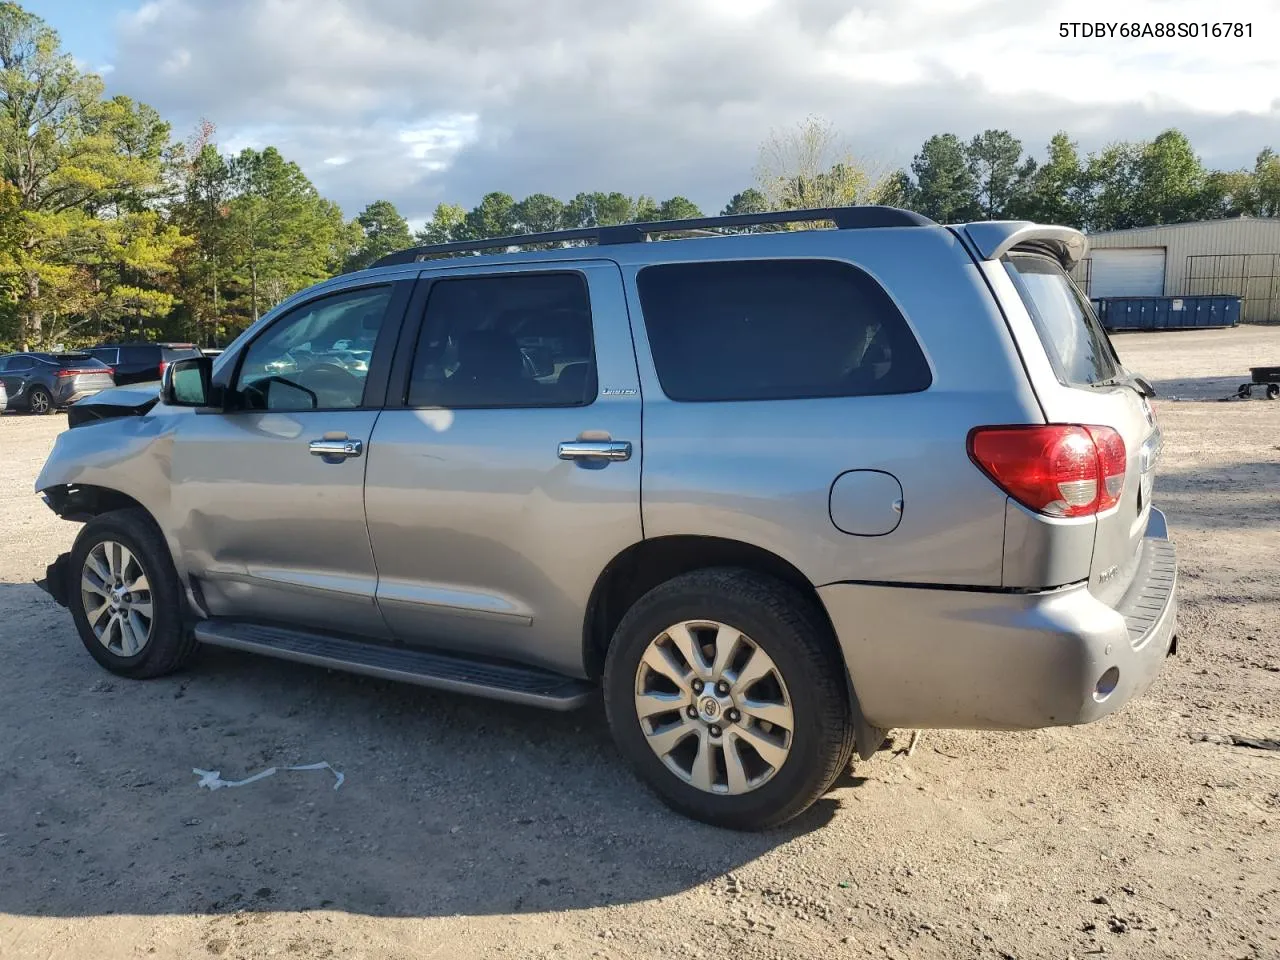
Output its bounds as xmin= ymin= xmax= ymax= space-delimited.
xmin=193 ymin=620 xmax=595 ymax=710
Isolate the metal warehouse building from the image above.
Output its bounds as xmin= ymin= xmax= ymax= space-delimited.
xmin=1070 ymin=217 xmax=1280 ymax=323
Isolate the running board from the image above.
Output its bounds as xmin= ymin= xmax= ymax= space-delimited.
xmin=193 ymin=620 xmax=595 ymax=710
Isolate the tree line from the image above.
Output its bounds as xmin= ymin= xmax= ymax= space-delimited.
xmin=3 ymin=2 xmax=1278 ymax=351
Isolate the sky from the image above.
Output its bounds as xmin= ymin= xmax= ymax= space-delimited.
xmin=25 ymin=0 xmax=1280 ymax=225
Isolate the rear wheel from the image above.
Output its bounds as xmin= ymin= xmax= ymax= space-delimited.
xmin=69 ymin=508 xmax=197 ymax=679
xmin=604 ymin=568 xmax=853 ymax=830
xmin=1267 ymin=383 xmax=1279 ymax=401
xmin=27 ymin=385 xmax=52 ymax=414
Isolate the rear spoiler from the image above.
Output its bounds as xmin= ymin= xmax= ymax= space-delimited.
xmin=955 ymin=221 xmax=1088 ymax=269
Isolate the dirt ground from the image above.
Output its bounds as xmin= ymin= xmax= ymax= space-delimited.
xmin=1 ymin=326 xmax=1277 ymax=960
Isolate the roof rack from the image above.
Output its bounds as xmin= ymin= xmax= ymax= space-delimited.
xmin=371 ymin=205 xmax=934 ymax=268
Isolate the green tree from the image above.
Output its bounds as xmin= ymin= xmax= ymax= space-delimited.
xmin=169 ymin=130 xmax=234 ymax=344
xmin=512 ymin=193 xmax=565 ymax=234
xmin=225 ymin=146 xmax=344 ymax=322
xmin=1199 ymin=168 xmax=1257 ymax=219
xmin=415 ymin=202 xmax=466 ymax=245
xmin=1131 ymin=129 xmax=1206 ymax=225
xmin=1009 ymin=132 xmax=1087 ymax=227
xmin=0 ymin=2 xmax=183 ymax=347
xmin=868 ymin=170 xmax=916 ymax=209
xmin=1081 ymin=142 xmax=1141 ymax=230
xmin=910 ymin=134 xmax=980 ymax=223
xmin=344 ymin=199 xmax=411 ymax=272
xmin=656 ymin=196 xmax=702 ymax=220
xmin=461 ymin=191 xmax=517 ymax=239
xmin=966 ymin=129 xmax=1029 ymax=219
xmin=1253 ymin=148 xmax=1280 ymax=217
xmin=565 ymin=191 xmax=635 ymax=227
xmin=721 ymin=188 xmax=770 ymax=216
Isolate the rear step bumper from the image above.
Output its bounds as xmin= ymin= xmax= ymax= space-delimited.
xmin=819 ymin=507 xmax=1178 ymax=731
xmin=194 ymin=620 xmax=595 ymax=710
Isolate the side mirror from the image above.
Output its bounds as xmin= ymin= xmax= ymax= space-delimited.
xmin=161 ymin=356 xmax=214 ymax=407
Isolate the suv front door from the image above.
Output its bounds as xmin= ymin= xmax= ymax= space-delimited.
xmin=364 ymin=262 xmax=642 ymax=676
xmin=170 ymin=281 xmax=410 ymax=637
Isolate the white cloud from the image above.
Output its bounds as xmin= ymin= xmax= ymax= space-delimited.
xmin=105 ymin=0 xmax=1280 ymax=220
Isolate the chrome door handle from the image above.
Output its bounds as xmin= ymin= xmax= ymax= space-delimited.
xmin=558 ymin=440 xmax=632 ymax=462
xmin=309 ymin=438 xmax=364 ymax=459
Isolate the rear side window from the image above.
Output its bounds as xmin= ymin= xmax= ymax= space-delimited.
xmin=407 ymin=272 xmax=596 ymax=409
xmin=122 ymin=345 xmax=157 ymax=364
xmin=1003 ymin=254 xmax=1119 ymax=386
xmin=636 ymin=259 xmax=931 ymax=402
xmin=162 ymin=347 xmax=202 ymax=362
xmin=89 ymin=348 xmax=119 ymax=365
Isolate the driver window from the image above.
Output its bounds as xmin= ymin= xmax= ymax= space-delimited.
xmin=234 ymin=286 xmax=391 ymax=410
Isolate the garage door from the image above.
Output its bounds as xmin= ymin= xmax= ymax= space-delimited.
xmin=1090 ymin=247 xmax=1166 ymax=298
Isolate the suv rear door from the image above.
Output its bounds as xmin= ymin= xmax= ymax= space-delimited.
xmin=363 ymin=261 xmax=641 ymax=677
xmin=991 ymin=251 xmax=1160 ymax=604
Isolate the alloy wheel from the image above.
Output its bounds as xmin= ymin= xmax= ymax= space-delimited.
xmin=633 ymin=620 xmax=794 ymax=795
xmin=80 ymin=540 xmax=154 ymax=657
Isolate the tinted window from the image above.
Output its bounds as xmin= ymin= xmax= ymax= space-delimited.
xmin=408 ymin=273 xmax=595 ymax=409
xmin=161 ymin=346 xmax=202 ymax=362
xmin=89 ymin=348 xmax=119 ymax=365
xmin=235 ymin=286 xmax=391 ymax=410
xmin=636 ymin=259 xmax=931 ymax=402
xmin=7 ymin=356 xmax=34 ymax=372
xmin=1003 ymin=254 xmax=1119 ymax=386
xmin=121 ymin=346 xmax=157 ymax=364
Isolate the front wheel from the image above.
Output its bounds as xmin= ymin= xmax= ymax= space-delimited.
xmin=69 ymin=508 xmax=197 ymax=679
xmin=27 ymin=385 xmax=53 ymax=414
xmin=604 ymin=569 xmax=853 ymax=830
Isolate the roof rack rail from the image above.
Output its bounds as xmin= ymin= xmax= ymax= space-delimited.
xmin=371 ymin=205 xmax=934 ymax=268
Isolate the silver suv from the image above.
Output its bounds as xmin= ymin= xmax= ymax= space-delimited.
xmin=35 ymin=207 xmax=1177 ymax=830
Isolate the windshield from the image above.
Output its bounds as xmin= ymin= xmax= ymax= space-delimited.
xmin=1003 ymin=253 xmax=1120 ymax=386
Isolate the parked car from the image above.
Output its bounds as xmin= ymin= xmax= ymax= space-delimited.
xmin=0 ymin=352 xmax=115 ymax=413
xmin=0 ymin=378 xmax=7 ymax=413
xmin=33 ymin=207 xmax=1177 ymax=831
xmin=88 ymin=342 xmax=204 ymax=386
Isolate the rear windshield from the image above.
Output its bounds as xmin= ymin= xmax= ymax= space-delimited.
xmin=161 ymin=346 xmax=202 ymax=361
xmin=1003 ymin=254 xmax=1119 ymax=386
xmin=55 ymin=353 xmax=98 ymax=366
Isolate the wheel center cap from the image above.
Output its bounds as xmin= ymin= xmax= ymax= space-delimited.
xmin=698 ymin=696 xmax=722 ymax=721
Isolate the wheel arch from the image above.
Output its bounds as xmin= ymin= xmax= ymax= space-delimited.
xmin=582 ymin=534 xmax=886 ymax=759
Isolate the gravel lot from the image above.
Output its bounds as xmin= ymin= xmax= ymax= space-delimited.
xmin=1 ymin=326 xmax=1278 ymax=960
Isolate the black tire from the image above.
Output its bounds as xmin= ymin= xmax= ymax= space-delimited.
xmin=604 ymin=568 xmax=853 ymax=831
xmin=27 ymin=385 xmax=53 ymax=415
xmin=1267 ymin=383 xmax=1279 ymax=401
xmin=68 ymin=508 xmax=197 ymax=679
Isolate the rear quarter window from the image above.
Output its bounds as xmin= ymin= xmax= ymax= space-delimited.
xmin=122 ymin=345 xmax=158 ymax=364
xmin=636 ymin=258 xmax=931 ymax=402
xmin=1003 ymin=253 xmax=1119 ymax=387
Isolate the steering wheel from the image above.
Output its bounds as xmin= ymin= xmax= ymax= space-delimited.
xmin=295 ymin=362 xmax=363 ymax=407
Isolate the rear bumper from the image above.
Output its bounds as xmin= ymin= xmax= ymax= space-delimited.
xmin=56 ymin=385 xmax=109 ymax=407
xmin=820 ymin=507 xmax=1177 ymax=731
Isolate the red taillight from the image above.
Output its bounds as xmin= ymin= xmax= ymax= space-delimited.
xmin=158 ymin=360 xmax=169 ymax=378
xmin=968 ymin=424 xmax=1127 ymax=518
xmin=57 ymin=368 xmax=98 ymax=378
